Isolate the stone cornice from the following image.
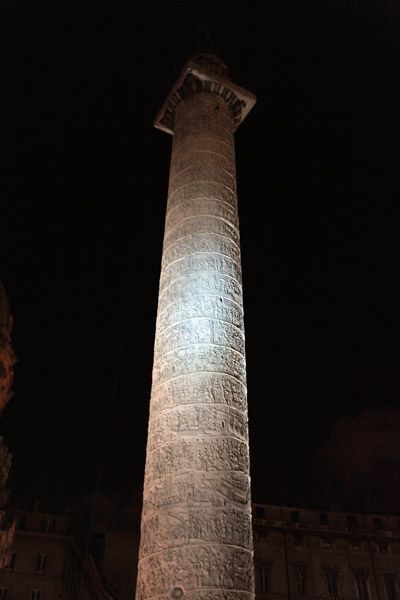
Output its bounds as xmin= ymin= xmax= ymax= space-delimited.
xmin=154 ymin=55 xmax=256 ymax=135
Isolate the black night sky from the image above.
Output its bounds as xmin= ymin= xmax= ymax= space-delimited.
xmin=1 ymin=0 xmax=399 ymax=513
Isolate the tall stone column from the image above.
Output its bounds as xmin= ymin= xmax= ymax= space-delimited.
xmin=136 ymin=51 xmax=256 ymax=600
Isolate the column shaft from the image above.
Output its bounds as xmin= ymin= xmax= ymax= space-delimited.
xmin=136 ymin=92 xmax=254 ymax=600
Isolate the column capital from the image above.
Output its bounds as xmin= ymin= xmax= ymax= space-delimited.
xmin=154 ymin=52 xmax=256 ymax=135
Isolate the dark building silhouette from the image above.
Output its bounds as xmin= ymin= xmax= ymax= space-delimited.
xmin=253 ymin=504 xmax=400 ymax=600
xmin=53 ymin=498 xmax=400 ymax=600
xmin=0 ymin=508 xmax=120 ymax=599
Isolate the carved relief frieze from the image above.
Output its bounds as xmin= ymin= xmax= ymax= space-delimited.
xmin=156 ymin=295 xmax=244 ymax=333
xmin=154 ymin=318 xmax=245 ymax=360
xmin=136 ymin=591 xmax=252 ymax=600
xmin=152 ymin=344 xmax=246 ymax=388
xmin=142 ymin=470 xmax=251 ymax=519
xmin=169 ymin=165 xmax=237 ymax=198
xmin=169 ymin=150 xmax=234 ymax=181
xmin=139 ymin=507 xmax=252 ymax=558
xmin=189 ymin=591 xmax=253 ymax=600
xmin=174 ymin=120 xmax=234 ymax=147
xmin=166 ymin=197 xmax=239 ymax=230
xmin=174 ymin=91 xmax=233 ymax=126
xmin=145 ymin=437 xmax=249 ymax=481
xmin=163 ymin=215 xmax=240 ymax=249
xmin=150 ymin=372 xmax=247 ymax=415
xmin=167 ymin=181 xmax=238 ymax=214
xmin=172 ymin=138 xmax=236 ymax=164
xmin=147 ymin=404 xmax=248 ymax=451
xmin=159 ymin=254 xmax=242 ymax=293
xmin=158 ymin=272 xmax=243 ymax=311
xmin=162 ymin=234 xmax=240 ymax=268
xmin=136 ymin=545 xmax=254 ymax=600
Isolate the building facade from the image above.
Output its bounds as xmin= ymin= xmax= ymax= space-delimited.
xmin=0 ymin=509 xmax=119 ymax=600
xmin=253 ymin=504 xmax=400 ymax=600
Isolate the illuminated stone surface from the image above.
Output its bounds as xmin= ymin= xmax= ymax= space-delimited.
xmin=136 ymin=51 xmax=256 ymax=600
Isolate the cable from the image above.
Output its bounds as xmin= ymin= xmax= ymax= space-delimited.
xmin=77 ymin=270 xmax=134 ymax=599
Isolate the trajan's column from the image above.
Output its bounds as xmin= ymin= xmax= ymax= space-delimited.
xmin=136 ymin=48 xmax=256 ymax=600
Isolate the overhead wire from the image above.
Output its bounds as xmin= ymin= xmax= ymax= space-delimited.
xmin=77 ymin=270 xmax=134 ymax=599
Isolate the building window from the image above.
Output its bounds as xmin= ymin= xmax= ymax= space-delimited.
xmin=291 ymin=511 xmax=300 ymax=523
xmin=260 ymin=567 xmax=270 ymax=592
xmin=327 ymin=572 xmax=339 ymax=597
xmin=374 ymin=518 xmax=383 ymax=529
xmin=254 ymin=527 xmax=268 ymax=543
xmin=377 ymin=543 xmax=389 ymax=554
xmin=322 ymin=539 xmax=332 ymax=548
xmin=17 ymin=515 xmax=26 ymax=530
xmin=40 ymin=518 xmax=56 ymax=534
xmin=31 ymin=592 xmax=41 ymax=600
xmin=36 ymin=554 xmax=47 ymax=574
xmin=0 ymin=590 xmax=8 ymax=600
xmin=256 ymin=506 xmax=265 ymax=519
xmin=347 ymin=515 xmax=358 ymax=528
xmin=356 ymin=574 xmax=369 ymax=600
xmin=296 ymin=570 xmax=308 ymax=595
xmin=294 ymin=536 xmax=303 ymax=547
xmin=384 ymin=575 xmax=398 ymax=600
xmin=320 ymin=513 xmax=329 ymax=525
xmin=5 ymin=551 xmax=16 ymax=571
xmin=352 ymin=539 xmax=362 ymax=551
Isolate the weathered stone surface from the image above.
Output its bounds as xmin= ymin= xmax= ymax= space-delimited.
xmin=159 ymin=253 xmax=242 ymax=294
xmin=169 ymin=150 xmax=235 ymax=181
xmin=166 ymin=198 xmax=239 ymax=230
xmin=167 ymin=181 xmax=238 ymax=214
xmin=174 ymin=120 xmax=234 ymax=145
xmin=137 ymin=52 xmax=255 ymax=600
xmin=149 ymin=373 xmax=247 ymax=415
xmin=147 ymin=404 xmax=248 ymax=451
xmin=189 ymin=592 xmax=252 ymax=600
xmin=142 ymin=470 xmax=251 ymax=520
xmin=163 ymin=215 xmax=240 ymax=248
xmin=140 ymin=507 xmax=252 ymax=557
xmin=173 ymin=138 xmax=235 ymax=160
xmin=136 ymin=545 xmax=254 ymax=600
xmin=145 ymin=437 xmax=250 ymax=481
xmin=169 ymin=165 xmax=237 ymax=196
xmin=162 ymin=234 xmax=240 ymax=268
xmin=158 ymin=272 xmax=243 ymax=311
xmin=156 ymin=295 xmax=244 ymax=333
xmin=152 ymin=344 xmax=246 ymax=388
xmin=154 ymin=318 xmax=245 ymax=359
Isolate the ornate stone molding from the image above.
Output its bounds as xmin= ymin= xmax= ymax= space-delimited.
xmin=155 ymin=53 xmax=256 ymax=135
